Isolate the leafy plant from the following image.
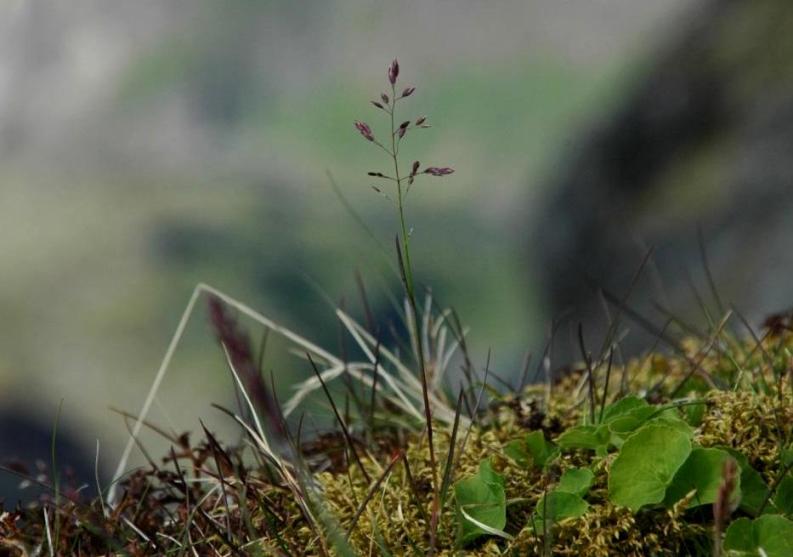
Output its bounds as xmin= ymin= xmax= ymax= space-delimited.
xmin=772 ymin=474 xmax=793 ymax=516
xmin=664 ymin=448 xmax=741 ymax=509
xmin=453 ymin=458 xmax=508 ymax=545
xmin=6 ymin=58 xmax=793 ymax=557
xmin=504 ymin=430 xmax=559 ymax=469
xmin=532 ymin=490 xmax=589 ymax=533
xmin=557 ymin=395 xmax=697 ymax=455
xmin=600 ymin=394 xmax=649 ymax=423
xmin=723 ymin=515 xmax=793 ymax=557
xmin=556 ymin=423 xmax=611 ymax=454
xmin=607 ymin=423 xmax=692 ymax=511
xmin=354 ymin=60 xmax=455 ymax=548
xmin=557 ymin=467 xmax=594 ymax=497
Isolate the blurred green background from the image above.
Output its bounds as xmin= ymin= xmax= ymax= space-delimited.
xmin=2 ymin=0 xmax=747 ymax=490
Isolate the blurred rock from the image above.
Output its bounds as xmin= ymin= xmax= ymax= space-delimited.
xmin=533 ymin=0 xmax=793 ymax=361
xmin=0 ymin=405 xmax=98 ymax=505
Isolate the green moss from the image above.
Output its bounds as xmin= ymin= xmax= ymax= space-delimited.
xmin=311 ymin=331 xmax=793 ymax=555
xmin=4 ymin=328 xmax=793 ymax=555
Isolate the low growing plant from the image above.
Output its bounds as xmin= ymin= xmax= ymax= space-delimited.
xmin=3 ymin=60 xmax=793 ymax=557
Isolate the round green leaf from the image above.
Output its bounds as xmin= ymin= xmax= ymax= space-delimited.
xmin=750 ymin=515 xmax=793 ymax=556
xmin=650 ymin=411 xmax=694 ymax=437
xmin=607 ymin=406 xmax=656 ymax=435
xmin=723 ymin=517 xmax=753 ymax=552
xmin=608 ymin=424 xmax=692 ymax=511
xmin=504 ymin=431 xmax=559 ymax=469
xmin=724 ymin=515 xmax=793 ymax=557
xmin=532 ymin=491 xmax=589 ymax=532
xmin=454 ymin=458 xmax=507 ymax=545
xmin=504 ymin=438 xmax=531 ymax=467
xmin=773 ymin=474 xmax=793 ymax=516
xmin=557 ymin=468 xmax=594 ymax=497
xmin=524 ymin=430 xmax=559 ymax=468
xmin=556 ymin=424 xmax=610 ymax=452
xmin=601 ymin=395 xmax=649 ymax=423
xmin=664 ymin=448 xmax=741 ymax=508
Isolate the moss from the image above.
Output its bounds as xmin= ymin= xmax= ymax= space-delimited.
xmin=3 ymin=329 xmax=792 ymax=555
xmin=310 ymin=330 xmax=793 ymax=555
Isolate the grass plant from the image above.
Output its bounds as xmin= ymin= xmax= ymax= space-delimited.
xmin=3 ymin=61 xmax=793 ymax=557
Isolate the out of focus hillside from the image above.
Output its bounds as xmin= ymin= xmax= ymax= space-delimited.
xmin=0 ymin=0 xmax=691 ymax=493
xmin=534 ymin=0 xmax=793 ymax=361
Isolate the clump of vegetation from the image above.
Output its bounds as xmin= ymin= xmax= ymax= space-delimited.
xmin=3 ymin=60 xmax=793 ymax=557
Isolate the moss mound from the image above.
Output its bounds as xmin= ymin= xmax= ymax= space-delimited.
xmin=314 ymin=330 xmax=793 ymax=556
xmin=5 ymin=321 xmax=793 ymax=556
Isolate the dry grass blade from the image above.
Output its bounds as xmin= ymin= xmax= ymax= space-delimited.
xmin=210 ymin=295 xmax=289 ymax=446
xmin=108 ymin=406 xmax=183 ymax=446
xmin=577 ymin=324 xmax=596 ymax=424
xmin=109 ymin=283 xmax=344 ymax=506
xmin=459 ymin=352 xmax=491 ymax=459
xmin=285 ymin=361 xmax=423 ymax=423
xmin=757 ymin=458 xmax=793 ymax=515
xmin=598 ymin=348 xmax=614 ymax=423
xmin=517 ymin=350 xmax=533 ymax=393
xmin=369 ymin=340 xmax=381 ymax=427
xmin=284 ymin=302 xmax=463 ymax=429
xmin=698 ymin=226 xmax=725 ymax=318
xmin=732 ymin=304 xmax=774 ymax=390
xmin=355 ymin=270 xmax=376 ymax=334
xmin=336 ymin=308 xmax=460 ymax=422
xmin=401 ymin=456 xmax=429 ymax=525
xmin=198 ymin=422 xmax=240 ymax=543
xmin=438 ymin=389 xmax=465 ymax=507
xmin=668 ymin=310 xmax=732 ymax=398
xmin=196 ymin=507 xmax=245 ymax=557
xmin=594 ymin=247 xmax=654 ymax=362
xmin=222 ymin=346 xmax=278 ymax=461
xmin=307 ymin=353 xmax=371 ymax=483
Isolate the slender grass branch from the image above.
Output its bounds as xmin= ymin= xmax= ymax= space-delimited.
xmin=353 ymin=59 xmax=455 ymax=553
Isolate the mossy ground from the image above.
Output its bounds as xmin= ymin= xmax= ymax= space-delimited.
xmin=315 ymin=330 xmax=793 ymax=556
xmin=2 ymin=324 xmax=793 ymax=556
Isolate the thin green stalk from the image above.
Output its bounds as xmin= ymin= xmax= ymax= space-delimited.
xmin=388 ymin=82 xmax=439 ymax=551
xmin=355 ymin=62 xmax=454 ymax=552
